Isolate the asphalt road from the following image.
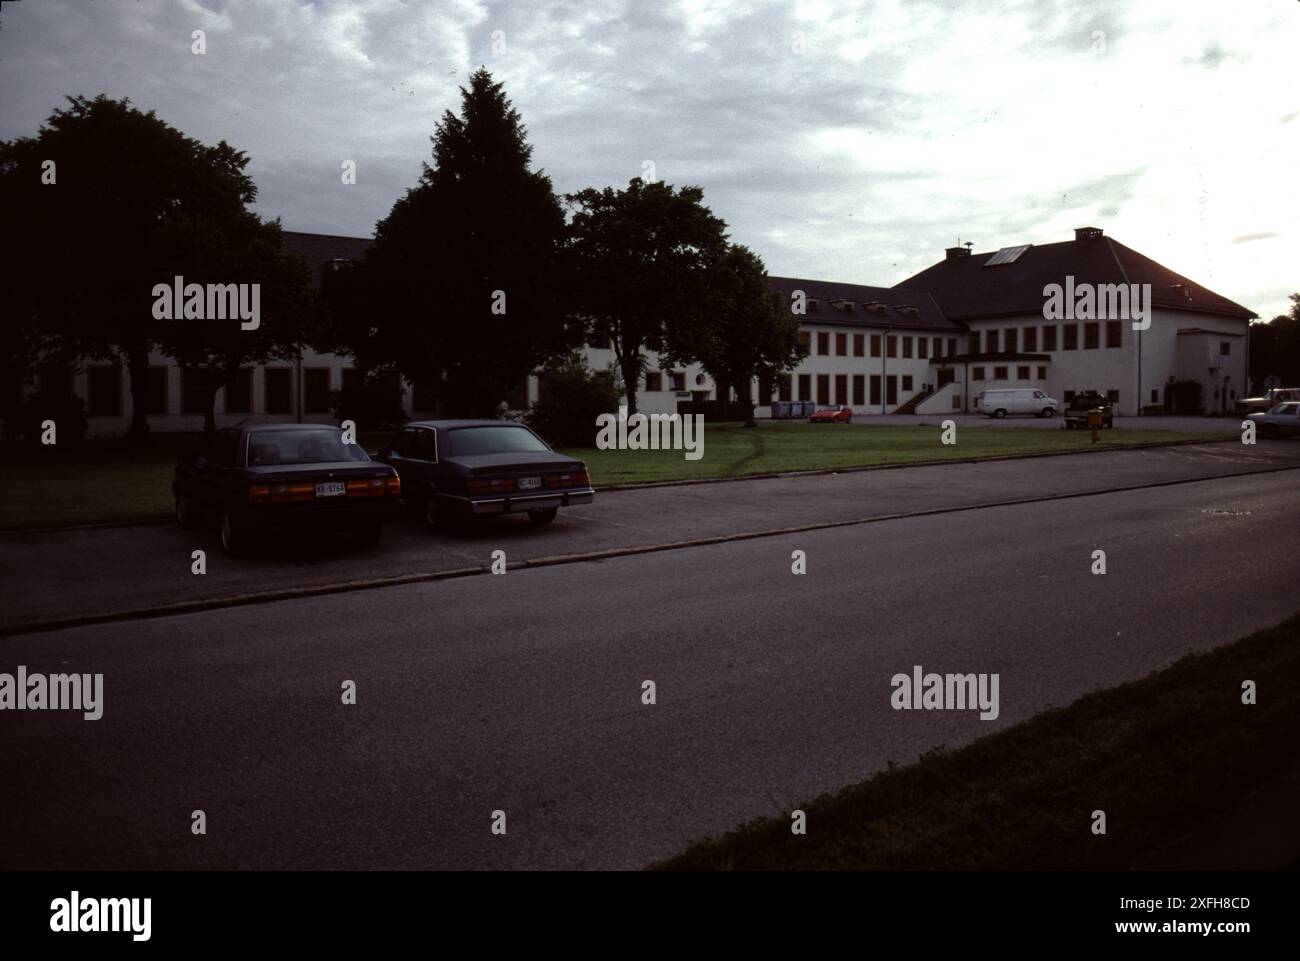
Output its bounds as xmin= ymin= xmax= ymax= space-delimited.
xmin=2 ymin=440 xmax=1297 ymax=632
xmin=1 ymin=468 xmax=1296 ymax=870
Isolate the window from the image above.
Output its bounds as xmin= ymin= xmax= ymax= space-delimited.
xmin=947 ymin=338 xmax=957 ymax=358
xmin=1004 ymin=329 xmax=1018 ymax=353
xmin=1151 ymin=389 xmax=1159 ymax=403
xmin=853 ymin=334 xmax=864 ymax=357
xmin=870 ymin=335 xmax=881 ymax=358
xmin=670 ymin=371 xmax=686 ymax=391
xmin=1042 ymin=326 xmax=1057 ymax=351
xmin=1106 ymin=321 xmax=1122 ymax=348
xmin=993 ymin=366 xmax=1008 ymax=380
xmin=182 ymin=368 xmax=209 ymax=414
xmin=248 ymin=427 xmax=362 ymax=465
xmin=1106 ymin=389 xmax=1120 ymax=403
xmin=852 ymin=374 xmax=865 ymax=405
xmin=902 ymin=336 xmax=913 ymax=359
xmin=645 ymin=371 xmax=662 ymax=392
xmin=587 ymin=326 xmax=611 ymax=350
xmin=816 ymin=374 xmax=830 ymax=405
xmin=446 ymin=426 xmax=550 ymax=456
xmin=886 ymin=336 xmax=897 ymax=358
xmin=817 ymin=331 xmax=829 ymax=355
xmin=1023 ymin=327 xmax=1037 ymax=352
xmin=917 ymin=337 xmax=928 ymax=359
xmin=886 ymin=375 xmax=897 ymax=405
xmin=798 ymin=374 xmax=812 ymax=401
xmin=1063 ymin=324 xmax=1078 ymax=350
xmin=390 ymin=427 xmax=415 ymax=456
xmin=265 ymin=368 xmax=293 ymax=414
xmin=798 ymin=331 xmax=811 ymax=351
xmin=1219 ymin=341 xmax=1231 ymax=356
xmin=1037 ymin=366 xmax=1047 ymax=380
xmin=777 ymin=376 xmax=791 ymax=402
xmin=1017 ymin=366 xmax=1030 ymax=380
xmin=147 ymin=366 xmax=169 ymax=415
xmin=870 ymin=375 xmax=881 ymax=405
xmin=835 ymin=332 xmax=847 ymax=356
xmin=985 ymin=330 xmax=999 ymax=353
xmin=933 ymin=337 xmax=943 ymax=358
xmin=902 ymin=375 xmax=913 ymax=391
xmin=969 ymin=334 xmax=981 ymax=354
xmin=225 ymin=368 xmax=253 ymax=414
xmin=411 ymin=428 xmax=437 ymax=461
xmin=304 ymin=368 xmax=331 ymax=413
xmin=834 ymin=374 xmax=847 ymax=405
xmin=972 ymin=367 xmax=986 ymax=381
xmin=1083 ymin=322 xmax=1099 ymax=349
xmin=87 ymin=365 xmax=122 ymax=417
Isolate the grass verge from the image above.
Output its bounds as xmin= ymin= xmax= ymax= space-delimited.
xmin=655 ymin=611 xmax=1300 ymax=870
xmin=1 ymin=421 xmax=1232 ymax=529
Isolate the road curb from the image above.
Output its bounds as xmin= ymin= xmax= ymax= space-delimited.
xmin=3 ymin=458 xmax=1295 ymax=639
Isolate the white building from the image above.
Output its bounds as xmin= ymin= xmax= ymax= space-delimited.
xmin=28 ymin=226 xmax=1256 ymax=438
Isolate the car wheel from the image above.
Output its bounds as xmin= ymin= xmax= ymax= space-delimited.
xmin=527 ymin=507 xmax=558 ymax=526
xmin=1041 ymin=407 xmax=1055 ymax=418
xmin=425 ymin=492 xmax=461 ymax=531
xmin=175 ymin=493 xmax=198 ymax=529
xmin=994 ymin=409 xmax=1007 ymax=419
xmin=219 ymin=510 xmax=246 ymax=556
xmin=352 ymin=522 xmax=382 ymax=547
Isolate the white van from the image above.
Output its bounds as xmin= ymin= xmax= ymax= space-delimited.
xmin=977 ymin=388 xmax=1059 ymax=418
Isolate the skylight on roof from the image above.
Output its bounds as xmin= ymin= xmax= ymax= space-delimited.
xmin=984 ymin=245 xmax=1031 ymax=267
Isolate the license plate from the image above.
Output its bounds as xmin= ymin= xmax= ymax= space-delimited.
xmin=518 ymin=476 xmax=542 ymax=490
xmin=315 ymin=482 xmax=346 ymax=498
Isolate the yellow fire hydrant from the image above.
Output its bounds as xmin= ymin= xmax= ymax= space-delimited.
xmin=1088 ymin=407 xmax=1103 ymax=444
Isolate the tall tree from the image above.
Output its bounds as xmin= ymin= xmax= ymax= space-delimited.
xmin=1249 ymin=293 xmax=1300 ymax=391
xmin=0 ymin=95 xmax=304 ymax=442
xmin=661 ymin=243 xmax=807 ymax=427
xmin=343 ymin=69 xmax=575 ymax=416
xmin=564 ymin=179 xmax=728 ymax=416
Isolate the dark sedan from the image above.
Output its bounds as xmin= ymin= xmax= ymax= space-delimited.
xmin=373 ymin=420 xmax=594 ymax=529
xmin=173 ymin=423 xmax=401 ymax=554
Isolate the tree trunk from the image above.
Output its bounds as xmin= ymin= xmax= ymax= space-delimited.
xmin=617 ymin=346 xmax=640 ymax=417
xmin=203 ymin=375 xmax=221 ymax=437
xmin=125 ymin=343 xmax=151 ymax=446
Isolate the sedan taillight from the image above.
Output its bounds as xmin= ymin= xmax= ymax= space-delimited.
xmin=248 ymin=484 xmax=271 ymax=504
xmin=545 ymin=469 xmax=590 ymax=489
xmin=465 ymin=477 xmax=517 ymax=496
xmin=346 ymin=478 xmax=388 ymax=498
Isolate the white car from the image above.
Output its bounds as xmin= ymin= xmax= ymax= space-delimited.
xmin=977 ymin=387 xmax=1059 ymax=418
xmin=1247 ymin=401 xmax=1300 ymax=439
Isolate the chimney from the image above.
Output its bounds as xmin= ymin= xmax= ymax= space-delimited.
xmin=1075 ymin=226 xmax=1103 ymax=241
xmin=945 ymin=246 xmax=972 ymax=261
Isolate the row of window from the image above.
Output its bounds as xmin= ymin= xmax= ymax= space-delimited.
xmin=971 ymin=365 xmax=1049 ymax=382
xmin=974 ymin=322 xmax=1125 ymax=353
xmin=774 ymin=373 xmax=919 ymax=407
xmin=38 ymin=365 xmax=379 ymax=418
xmin=801 ymin=331 xmax=960 ymax=361
xmin=642 ymin=371 xmax=688 ymax=392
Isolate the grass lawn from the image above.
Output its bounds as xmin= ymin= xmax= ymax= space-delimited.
xmin=562 ymin=420 xmax=1234 ymax=487
xmin=655 ymin=611 xmax=1300 ymax=870
xmin=0 ymin=421 xmax=1232 ymax=529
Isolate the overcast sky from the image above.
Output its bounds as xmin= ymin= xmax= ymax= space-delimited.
xmin=2 ymin=0 xmax=1296 ymax=318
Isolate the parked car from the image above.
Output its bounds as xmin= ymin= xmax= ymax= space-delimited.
xmin=373 ymin=420 xmax=594 ymax=529
xmin=977 ymin=388 xmax=1059 ymax=418
xmin=1064 ymin=391 xmax=1114 ymax=429
xmin=1246 ymin=401 xmax=1300 ymax=439
xmin=1236 ymin=387 xmax=1300 ymax=415
xmin=173 ymin=423 xmax=401 ymax=554
xmin=809 ymin=404 xmax=853 ymax=423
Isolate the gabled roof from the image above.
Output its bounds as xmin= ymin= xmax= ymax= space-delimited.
xmin=768 ymin=276 xmax=961 ymax=332
xmin=894 ymin=229 xmax=1255 ymax=322
xmin=282 ymin=230 xmax=373 ymax=288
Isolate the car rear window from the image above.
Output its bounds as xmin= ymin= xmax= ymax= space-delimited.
xmin=247 ymin=429 xmax=369 ymax=466
xmin=446 ymin=426 xmax=550 ymax=456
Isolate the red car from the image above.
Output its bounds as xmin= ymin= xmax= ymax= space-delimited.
xmin=809 ymin=405 xmax=853 ymax=423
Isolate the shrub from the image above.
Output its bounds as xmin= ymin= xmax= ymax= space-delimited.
xmin=329 ymin=373 xmax=407 ymax=430
xmin=526 ymin=353 xmax=621 ymax=448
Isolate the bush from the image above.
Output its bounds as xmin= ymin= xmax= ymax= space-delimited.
xmin=7 ymin=390 xmax=88 ymax=446
xmin=526 ymin=353 xmax=622 ymax=448
xmin=328 ymin=374 xmax=407 ymax=430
